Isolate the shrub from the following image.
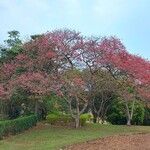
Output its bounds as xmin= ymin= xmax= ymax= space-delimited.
xmin=79 ymin=115 xmax=86 ymax=126
xmin=46 ymin=114 xmax=59 ymax=125
xmin=80 ymin=113 xmax=92 ymax=126
xmin=46 ymin=113 xmax=73 ymax=126
xmin=46 ymin=113 xmax=90 ymax=127
xmin=0 ymin=115 xmax=37 ymax=139
xmin=107 ymin=112 xmax=126 ymax=125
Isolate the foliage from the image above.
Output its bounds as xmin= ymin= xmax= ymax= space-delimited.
xmin=107 ymin=99 xmax=126 ymax=125
xmin=46 ymin=113 xmax=89 ymax=127
xmin=4 ymin=31 xmax=22 ymax=47
xmin=60 ymin=69 xmax=89 ymax=128
xmin=0 ymin=30 xmax=22 ymax=62
xmin=107 ymin=99 xmax=145 ymax=125
xmin=46 ymin=113 xmax=73 ymax=126
xmin=8 ymin=88 xmax=30 ymax=119
xmin=143 ymin=106 xmax=150 ymax=126
xmin=0 ymin=88 xmax=34 ymax=120
xmin=83 ymin=66 xmax=117 ymax=123
xmin=0 ymin=115 xmax=37 ymax=139
xmin=131 ymin=101 xmax=145 ymax=125
xmin=80 ymin=113 xmax=93 ymax=126
xmin=43 ymin=94 xmax=68 ymax=114
xmin=0 ymin=29 xmax=150 ymax=127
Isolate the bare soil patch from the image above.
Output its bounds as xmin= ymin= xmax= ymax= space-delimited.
xmin=65 ymin=133 xmax=150 ymax=150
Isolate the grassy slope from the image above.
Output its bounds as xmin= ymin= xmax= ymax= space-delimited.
xmin=0 ymin=123 xmax=150 ymax=150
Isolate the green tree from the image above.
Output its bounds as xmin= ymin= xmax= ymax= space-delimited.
xmin=107 ymin=98 xmax=145 ymax=125
xmin=0 ymin=30 xmax=23 ymax=62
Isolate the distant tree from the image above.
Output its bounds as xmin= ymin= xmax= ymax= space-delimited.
xmin=30 ymin=34 xmax=43 ymax=40
xmin=4 ymin=30 xmax=22 ymax=48
xmin=0 ymin=30 xmax=23 ymax=62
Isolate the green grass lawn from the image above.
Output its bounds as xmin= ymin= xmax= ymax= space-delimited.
xmin=0 ymin=123 xmax=150 ymax=150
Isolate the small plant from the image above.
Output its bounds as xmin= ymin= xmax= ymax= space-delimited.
xmin=80 ymin=113 xmax=93 ymax=126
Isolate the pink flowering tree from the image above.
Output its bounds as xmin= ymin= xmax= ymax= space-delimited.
xmin=59 ymin=70 xmax=88 ymax=128
xmin=96 ymin=37 xmax=150 ymax=125
xmin=8 ymin=72 xmax=53 ymax=114
xmin=0 ymin=84 xmax=7 ymax=99
xmin=0 ymin=29 xmax=149 ymax=126
xmin=0 ymin=29 xmax=85 ymax=117
xmin=0 ymin=33 xmax=58 ymax=115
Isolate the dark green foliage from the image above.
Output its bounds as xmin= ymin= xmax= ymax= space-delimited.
xmin=44 ymin=94 xmax=68 ymax=114
xmin=8 ymin=88 xmax=30 ymax=119
xmin=0 ymin=115 xmax=37 ymax=139
xmin=131 ymin=101 xmax=145 ymax=125
xmin=15 ymin=67 xmax=27 ymax=75
xmin=30 ymin=34 xmax=43 ymax=40
xmin=143 ymin=106 xmax=150 ymax=126
xmin=127 ymin=86 xmax=134 ymax=93
xmin=107 ymin=112 xmax=126 ymax=125
xmin=0 ymin=101 xmax=9 ymax=120
xmin=107 ymin=99 xmax=145 ymax=125
xmin=4 ymin=31 xmax=22 ymax=47
xmin=0 ymin=30 xmax=23 ymax=62
xmin=107 ymin=99 xmax=126 ymax=125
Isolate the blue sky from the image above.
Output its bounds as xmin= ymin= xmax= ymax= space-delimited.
xmin=0 ymin=0 xmax=150 ymax=59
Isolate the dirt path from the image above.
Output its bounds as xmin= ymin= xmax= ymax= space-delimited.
xmin=65 ymin=133 xmax=150 ymax=150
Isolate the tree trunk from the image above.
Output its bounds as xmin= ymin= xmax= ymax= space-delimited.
xmin=75 ymin=116 xmax=80 ymax=128
xmin=127 ymin=118 xmax=131 ymax=126
xmin=131 ymin=100 xmax=135 ymax=120
xmin=75 ymin=98 xmax=80 ymax=128
xmin=125 ymin=102 xmax=131 ymax=126
xmin=97 ymin=116 xmax=101 ymax=123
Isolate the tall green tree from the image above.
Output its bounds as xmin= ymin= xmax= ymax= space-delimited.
xmin=0 ymin=30 xmax=23 ymax=62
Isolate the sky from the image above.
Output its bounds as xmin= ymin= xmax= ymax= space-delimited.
xmin=0 ymin=0 xmax=150 ymax=59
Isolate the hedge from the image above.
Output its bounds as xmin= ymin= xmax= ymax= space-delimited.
xmin=0 ymin=115 xmax=37 ymax=139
